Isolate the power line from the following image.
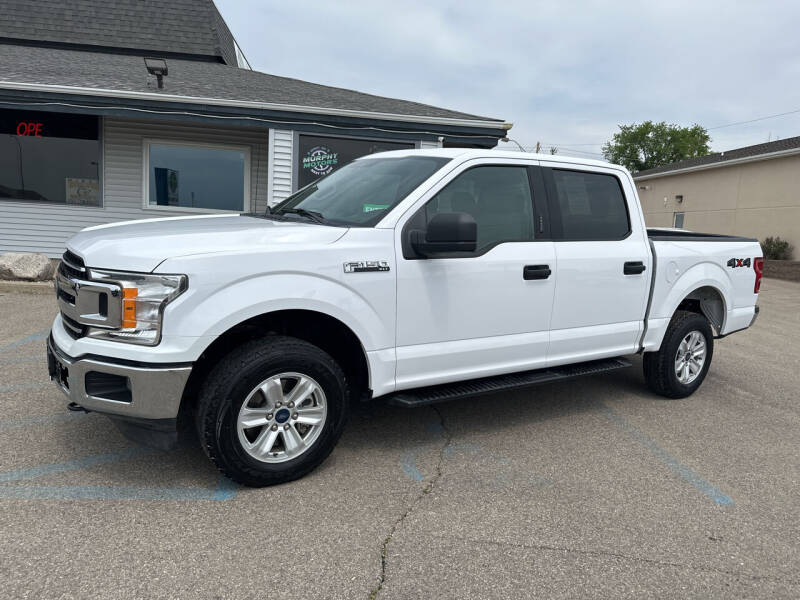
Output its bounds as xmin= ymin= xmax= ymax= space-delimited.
xmin=516 ymin=145 xmax=605 ymax=158
xmin=540 ymin=141 xmax=604 ymax=147
xmin=548 ymin=146 xmax=605 ymax=157
xmin=708 ymin=108 xmax=800 ymax=130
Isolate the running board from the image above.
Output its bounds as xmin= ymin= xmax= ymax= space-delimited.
xmin=387 ymin=357 xmax=632 ymax=408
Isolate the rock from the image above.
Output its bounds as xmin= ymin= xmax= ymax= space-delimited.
xmin=0 ymin=252 xmax=56 ymax=281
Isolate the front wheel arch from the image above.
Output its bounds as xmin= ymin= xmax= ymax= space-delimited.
xmin=180 ymin=309 xmax=370 ymax=422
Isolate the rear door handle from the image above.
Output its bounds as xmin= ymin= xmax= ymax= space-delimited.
xmin=624 ymin=261 xmax=646 ymax=275
xmin=523 ymin=264 xmax=551 ymax=280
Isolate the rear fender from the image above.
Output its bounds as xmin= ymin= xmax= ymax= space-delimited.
xmin=643 ymin=261 xmax=732 ymax=351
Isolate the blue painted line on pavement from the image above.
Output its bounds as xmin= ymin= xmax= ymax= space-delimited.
xmin=0 ymin=329 xmax=49 ymax=353
xmin=0 ymin=412 xmax=84 ymax=431
xmin=400 ymin=453 xmax=424 ymax=481
xmin=212 ymin=474 xmax=240 ymax=500
xmin=0 ymin=448 xmax=241 ymax=501
xmin=0 ymin=354 xmax=41 ymax=364
xmin=0 ymin=484 xmax=235 ymax=501
xmin=0 ymin=383 xmax=50 ymax=393
xmin=598 ymin=403 xmax=734 ymax=505
xmin=0 ymin=447 xmax=156 ymax=483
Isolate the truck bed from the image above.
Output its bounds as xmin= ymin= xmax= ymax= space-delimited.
xmin=647 ymin=228 xmax=758 ymax=243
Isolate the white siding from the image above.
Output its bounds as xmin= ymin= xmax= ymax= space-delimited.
xmin=269 ymin=129 xmax=294 ymax=205
xmin=0 ymin=117 xmax=269 ymax=257
xmin=1 ymin=120 xmax=446 ymax=257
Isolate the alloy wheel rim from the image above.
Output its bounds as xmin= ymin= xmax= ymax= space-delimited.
xmin=236 ymin=372 xmax=327 ymax=463
xmin=674 ymin=330 xmax=707 ymax=385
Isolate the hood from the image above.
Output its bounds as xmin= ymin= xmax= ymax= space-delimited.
xmin=66 ymin=214 xmax=347 ymax=272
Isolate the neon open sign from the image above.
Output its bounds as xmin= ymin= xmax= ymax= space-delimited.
xmin=16 ymin=121 xmax=44 ymax=136
xmin=1 ymin=109 xmax=98 ymax=140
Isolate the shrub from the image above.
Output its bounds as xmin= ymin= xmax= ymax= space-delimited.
xmin=761 ymin=236 xmax=794 ymax=260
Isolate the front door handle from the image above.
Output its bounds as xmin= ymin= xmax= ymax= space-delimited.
xmin=523 ymin=264 xmax=551 ymax=280
xmin=624 ymin=261 xmax=646 ymax=275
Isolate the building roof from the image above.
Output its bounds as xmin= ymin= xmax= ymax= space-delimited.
xmin=634 ymin=135 xmax=800 ymax=179
xmin=0 ymin=0 xmax=238 ymax=64
xmin=0 ymin=43 xmax=503 ymax=124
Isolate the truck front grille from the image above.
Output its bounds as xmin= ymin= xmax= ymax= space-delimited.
xmin=59 ymin=250 xmax=86 ymax=280
xmin=61 ymin=313 xmax=87 ymax=339
xmin=55 ymin=250 xmax=122 ymax=338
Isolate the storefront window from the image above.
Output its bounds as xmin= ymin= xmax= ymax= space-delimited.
xmin=0 ymin=109 xmax=101 ymax=206
xmin=146 ymin=142 xmax=248 ymax=211
xmin=297 ymin=135 xmax=414 ymax=189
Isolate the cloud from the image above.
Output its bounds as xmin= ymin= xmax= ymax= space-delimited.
xmin=217 ymin=0 xmax=800 ymax=157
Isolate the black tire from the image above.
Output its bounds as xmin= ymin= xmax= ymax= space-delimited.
xmin=643 ymin=310 xmax=714 ymax=399
xmin=196 ymin=335 xmax=350 ymax=487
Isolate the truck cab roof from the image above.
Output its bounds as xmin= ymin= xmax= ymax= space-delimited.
xmin=360 ymin=147 xmax=620 ymax=172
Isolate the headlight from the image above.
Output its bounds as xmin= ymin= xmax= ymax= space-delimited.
xmin=86 ymin=270 xmax=188 ymax=346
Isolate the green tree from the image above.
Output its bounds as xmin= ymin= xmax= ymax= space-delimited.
xmin=602 ymin=121 xmax=711 ymax=172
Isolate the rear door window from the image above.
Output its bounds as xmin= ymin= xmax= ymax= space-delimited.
xmin=548 ymin=169 xmax=630 ymax=240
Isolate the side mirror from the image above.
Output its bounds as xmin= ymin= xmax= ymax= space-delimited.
xmin=411 ymin=212 xmax=477 ymax=257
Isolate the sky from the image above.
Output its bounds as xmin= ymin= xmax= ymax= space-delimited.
xmin=216 ymin=0 xmax=800 ymax=160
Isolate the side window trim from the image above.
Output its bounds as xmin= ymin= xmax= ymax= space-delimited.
xmin=401 ymin=163 xmax=541 ymax=260
xmin=541 ymin=167 xmax=632 ymax=242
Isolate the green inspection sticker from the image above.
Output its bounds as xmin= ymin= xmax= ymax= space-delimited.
xmin=363 ymin=203 xmax=390 ymax=213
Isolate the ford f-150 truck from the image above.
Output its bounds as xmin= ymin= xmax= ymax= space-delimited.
xmin=47 ymin=149 xmax=762 ymax=486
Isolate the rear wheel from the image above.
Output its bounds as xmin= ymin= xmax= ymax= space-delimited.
xmin=196 ymin=336 xmax=349 ymax=487
xmin=643 ymin=311 xmax=714 ymax=399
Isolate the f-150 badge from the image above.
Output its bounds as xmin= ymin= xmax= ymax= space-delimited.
xmin=727 ymin=258 xmax=751 ymax=268
xmin=343 ymin=261 xmax=390 ymax=273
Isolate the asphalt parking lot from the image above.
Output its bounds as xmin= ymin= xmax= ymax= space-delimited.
xmin=1 ymin=279 xmax=798 ymax=599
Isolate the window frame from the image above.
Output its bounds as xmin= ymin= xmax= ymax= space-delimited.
xmin=0 ymin=113 xmax=103 ymax=209
xmin=542 ymin=166 xmax=632 ymax=242
xmin=401 ymin=163 xmax=548 ymax=260
xmin=673 ymin=211 xmax=685 ymax=229
xmin=141 ymin=138 xmax=251 ymax=213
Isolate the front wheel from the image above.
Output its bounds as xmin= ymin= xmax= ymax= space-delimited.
xmin=196 ymin=336 xmax=350 ymax=487
xmin=643 ymin=311 xmax=714 ymax=399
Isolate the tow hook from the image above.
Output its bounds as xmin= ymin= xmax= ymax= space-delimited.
xmin=67 ymin=402 xmax=91 ymax=414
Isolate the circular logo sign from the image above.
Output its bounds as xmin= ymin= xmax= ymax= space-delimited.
xmin=302 ymin=145 xmax=338 ymax=177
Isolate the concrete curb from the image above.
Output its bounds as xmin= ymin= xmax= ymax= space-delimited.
xmin=0 ymin=281 xmax=54 ymax=295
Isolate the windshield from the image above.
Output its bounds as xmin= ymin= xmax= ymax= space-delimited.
xmin=271 ymin=155 xmax=451 ymax=226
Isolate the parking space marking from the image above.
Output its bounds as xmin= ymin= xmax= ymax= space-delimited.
xmin=400 ymin=453 xmax=424 ymax=481
xmin=599 ymin=403 xmax=734 ymax=505
xmin=0 ymin=475 xmax=239 ymax=501
xmin=0 ymin=354 xmax=42 ymax=364
xmin=0 ymin=412 xmax=84 ymax=431
xmin=0 ymin=383 xmax=50 ymax=392
xmin=0 ymin=447 xmax=157 ymax=483
xmin=0 ymin=329 xmax=49 ymax=353
xmin=0 ymin=446 xmax=241 ymax=501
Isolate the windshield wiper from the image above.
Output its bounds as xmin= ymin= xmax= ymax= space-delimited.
xmin=279 ymin=207 xmax=327 ymax=224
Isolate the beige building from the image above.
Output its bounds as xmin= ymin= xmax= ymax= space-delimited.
xmin=634 ymin=136 xmax=800 ymax=256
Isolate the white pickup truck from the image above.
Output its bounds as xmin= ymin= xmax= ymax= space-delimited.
xmin=47 ymin=149 xmax=762 ymax=486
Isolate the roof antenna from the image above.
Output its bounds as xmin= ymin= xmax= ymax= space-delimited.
xmin=144 ymin=57 xmax=169 ymax=90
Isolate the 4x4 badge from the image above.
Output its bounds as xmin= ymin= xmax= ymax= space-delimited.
xmin=726 ymin=258 xmax=751 ymax=268
xmin=343 ymin=261 xmax=390 ymax=273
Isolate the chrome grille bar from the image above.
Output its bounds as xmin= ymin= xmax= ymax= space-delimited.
xmin=55 ymin=251 xmax=123 ymax=336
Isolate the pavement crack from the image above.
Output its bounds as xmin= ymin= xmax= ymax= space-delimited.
xmin=425 ymin=533 xmax=800 ymax=585
xmin=368 ymin=405 xmax=452 ymax=599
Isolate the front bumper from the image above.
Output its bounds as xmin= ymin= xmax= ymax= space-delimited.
xmin=47 ymin=334 xmax=192 ymax=421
